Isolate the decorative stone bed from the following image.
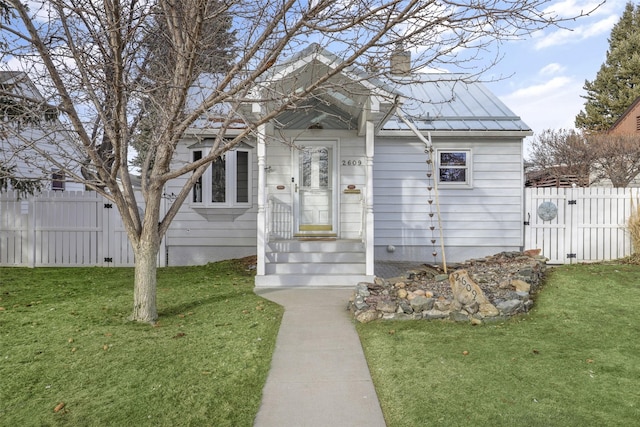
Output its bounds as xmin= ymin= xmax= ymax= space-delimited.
xmin=349 ymin=251 xmax=547 ymax=323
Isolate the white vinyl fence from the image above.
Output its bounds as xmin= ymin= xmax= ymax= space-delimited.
xmin=524 ymin=187 xmax=638 ymax=264
xmin=2 ymin=188 xmax=637 ymax=267
xmin=0 ymin=190 xmax=166 ymax=267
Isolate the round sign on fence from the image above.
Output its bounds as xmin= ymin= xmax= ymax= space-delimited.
xmin=537 ymin=201 xmax=558 ymax=221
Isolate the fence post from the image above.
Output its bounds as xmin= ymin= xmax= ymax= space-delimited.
xmin=30 ymin=196 xmax=36 ymax=267
xmin=158 ymin=196 xmax=167 ymax=267
xmin=567 ymin=185 xmax=579 ymax=264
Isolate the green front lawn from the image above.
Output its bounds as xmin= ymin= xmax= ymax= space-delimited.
xmin=4 ymin=260 xmax=639 ymax=426
xmin=358 ymin=263 xmax=640 ymax=426
xmin=0 ymin=260 xmax=283 ymax=426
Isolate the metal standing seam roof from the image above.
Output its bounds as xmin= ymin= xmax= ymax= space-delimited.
xmin=383 ymin=73 xmax=531 ymax=132
xmin=183 ymin=55 xmax=530 ymax=133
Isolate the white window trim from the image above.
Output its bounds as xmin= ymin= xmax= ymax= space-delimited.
xmin=435 ymin=148 xmax=472 ymax=188
xmin=190 ymin=146 xmax=253 ymax=208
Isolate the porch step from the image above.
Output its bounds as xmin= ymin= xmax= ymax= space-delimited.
xmin=267 ymin=240 xmax=363 ymax=253
xmin=255 ymin=274 xmax=374 ymax=287
xmin=257 ymin=239 xmax=369 ymax=287
xmin=266 ymin=251 xmax=365 ymax=264
xmin=266 ymin=262 xmax=364 ymax=275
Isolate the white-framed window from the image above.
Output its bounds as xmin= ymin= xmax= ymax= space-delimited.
xmin=191 ymin=146 xmax=252 ymax=207
xmin=436 ymin=149 xmax=472 ymax=188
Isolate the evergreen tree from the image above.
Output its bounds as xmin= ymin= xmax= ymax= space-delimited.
xmin=576 ymin=2 xmax=640 ymax=132
xmin=130 ymin=2 xmax=235 ymax=171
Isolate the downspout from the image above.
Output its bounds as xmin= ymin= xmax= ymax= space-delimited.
xmin=395 ymin=109 xmax=447 ymax=273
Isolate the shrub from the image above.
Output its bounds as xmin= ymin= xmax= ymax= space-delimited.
xmin=629 ymin=192 xmax=640 ymax=262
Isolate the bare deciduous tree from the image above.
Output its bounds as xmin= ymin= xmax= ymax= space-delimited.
xmin=587 ymin=133 xmax=640 ymax=187
xmin=527 ymin=129 xmax=594 ymax=187
xmin=0 ymin=0 xmax=598 ymax=322
xmin=527 ymin=129 xmax=640 ymax=187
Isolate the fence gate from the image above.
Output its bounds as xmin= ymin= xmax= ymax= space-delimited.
xmin=524 ymin=187 xmax=635 ymax=264
xmin=0 ymin=191 xmax=165 ymax=267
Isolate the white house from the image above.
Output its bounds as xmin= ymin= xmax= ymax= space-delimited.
xmin=0 ymin=71 xmax=84 ymax=193
xmin=164 ymin=45 xmax=531 ymax=287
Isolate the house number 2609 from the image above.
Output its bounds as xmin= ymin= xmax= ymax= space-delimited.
xmin=342 ymin=159 xmax=363 ymax=166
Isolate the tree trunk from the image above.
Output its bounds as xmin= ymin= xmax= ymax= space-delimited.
xmin=131 ymin=239 xmax=160 ymax=323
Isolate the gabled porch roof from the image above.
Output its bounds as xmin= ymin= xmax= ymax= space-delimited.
xmin=242 ymin=44 xmax=401 ymax=133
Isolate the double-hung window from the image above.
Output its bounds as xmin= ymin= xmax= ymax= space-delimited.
xmin=191 ymin=142 xmax=252 ymax=207
xmin=436 ymin=149 xmax=472 ymax=188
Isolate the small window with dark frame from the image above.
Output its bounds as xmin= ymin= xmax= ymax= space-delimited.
xmin=51 ymin=170 xmax=65 ymax=191
xmin=192 ymin=150 xmax=203 ymax=203
xmin=236 ymin=151 xmax=249 ymax=203
xmin=636 ymin=115 xmax=640 ymax=131
xmin=211 ymin=155 xmax=226 ymax=203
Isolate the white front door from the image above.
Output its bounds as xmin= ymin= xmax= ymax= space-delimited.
xmin=294 ymin=142 xmax=337 ymax=235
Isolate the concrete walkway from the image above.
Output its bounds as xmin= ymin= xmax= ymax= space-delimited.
xmin=253 ymin=288 xmax=387 ymax=427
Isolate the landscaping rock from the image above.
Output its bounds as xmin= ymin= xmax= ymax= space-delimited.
xmin=449 ymin=270 xmax=490 ymax=305
xmin=356 ymin=282 xmax=371 ymax=297
xmin=511 ymin=279 xmax=531 ymax=293
xmin=377 ymin=300 xmax=397 ymax=313
xmin=398 ymin=300 xmax=413 ymax=314
xmin=409 ymin=296 xmax=434 ymax=312
xmin=424 ymin=309 xmax=449 ymax=320
xmin=496 ymin=300 xmax=522 ymax=315
xmin=434 ymin=300 xmax=451 ymax=312
xmin=450 ymin=311 xmax=471 ymax=322
xmin=479 ymin=303 xmax=500 ymax=317
xmin=354 ymin=295 xmax=369 ymax=311
xmin=349 ymin=251 xmax=547 ymax=323
xmin=356 ymin=310 xmax=380 ymax=323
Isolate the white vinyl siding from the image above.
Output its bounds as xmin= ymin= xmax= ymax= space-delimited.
xmin=264 ymin=131 xmax=366 ymax=240
xmin=374 ymin=137 xmax=523 ymax=262
xmin=164 ymin=139 xmax=258 ymax=266
xmin=338 ymin=135 xmax=366 ymax=239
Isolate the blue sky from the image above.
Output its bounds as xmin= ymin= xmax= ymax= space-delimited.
xmin=3 ymin=0 xmax=625 ymax=149
xmin=484 ymin=0 xmax=629 ymax=145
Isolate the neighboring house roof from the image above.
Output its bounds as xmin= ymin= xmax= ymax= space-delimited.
xmin=525 ymin=168 xmax=589 ymax=188
xmin=608 ymin=95 xmax=640 ymax=134
xmin=1 ymin=71 xmax=85 ymax=191
xmin=384 ymin=74 xmax=530 ymax=132
xmin=0 ymin=71 xmax=25 ymax=86
xmin=0 ymin=71 xmax=49 ymax=105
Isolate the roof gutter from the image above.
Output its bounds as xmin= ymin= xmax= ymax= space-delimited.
xmin=377 ymin=129 xmax=533 ymax=138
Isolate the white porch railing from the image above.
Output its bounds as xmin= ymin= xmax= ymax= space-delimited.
xmin=267 ymin=195 xmax=293 ymax=241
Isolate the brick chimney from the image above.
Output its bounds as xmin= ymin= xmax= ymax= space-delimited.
xmin=390 ymin=47 xmax=411 ymax=76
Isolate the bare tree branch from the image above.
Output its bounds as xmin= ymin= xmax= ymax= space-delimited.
xmin=0 ymin=0 xmax=599 ymax=322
